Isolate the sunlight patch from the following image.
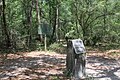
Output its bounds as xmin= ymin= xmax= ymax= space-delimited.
xmin=114 ymin=69 xmax=120 ymax=78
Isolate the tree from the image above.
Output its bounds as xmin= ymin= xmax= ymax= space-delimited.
xmin=2 ymin=0 xmax=10 ymax=48
xmin=23 ymin=0 xmax=33 ymax=47
xmin=49 ymin=0 xmax=58 ymax=43
xmin=0 ymin=0 xmax=120 ymax=51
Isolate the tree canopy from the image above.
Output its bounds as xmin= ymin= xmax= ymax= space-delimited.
xmin=0 ymin=0 xmax=120 ymax=51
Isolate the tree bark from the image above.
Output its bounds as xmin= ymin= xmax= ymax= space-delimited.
xmin=103 ymin=0 xmax=108 ymax=36
xmin=56 ymin=2 xmax=59 ymax=42
xmin=36 ymin=0 xmax=42 ymax=41
xmin=2 ymin=0 xmax=10 ymax=48
xmin=26 ymin=1 xmax=33 ymax=47
xmin=51 ymin=8 xmax=57 ymax=42
xmin=49 ymin=0 xmax=57 ymax=43
xmin=50 ymin=0 xmax=60 ymax=43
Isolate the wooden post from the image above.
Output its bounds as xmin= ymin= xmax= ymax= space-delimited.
xmin=44 ymin=34 xmax=47 ymax=51
xmin=66 ymin=39 xmax=86 ymax=79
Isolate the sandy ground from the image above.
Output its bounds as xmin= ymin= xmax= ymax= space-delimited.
xmin=0 ymin=50 xmax=120 ymax=80
xmin=86 ymin=50 xmax=120 ymax=80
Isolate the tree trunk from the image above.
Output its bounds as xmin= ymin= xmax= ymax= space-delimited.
xmin=50 ymin=0 xmax=59 ymax=43
xmin=51 ymin=8 xmax=57 ymax=42
xmin=2 ymin=0 xmax=10 ymax=48
xmin=26 ymin=0 xmax=33 ymax=47
xmin=22 ymin=0 xmax=33 ymax=48
xmin=36 ymin=0 xmax=42 ymax=41
xmin=103 ymin=0 xmax=107 ymax=37
xmin=56 ymin=3 xmax=59 ymax=42
xmin=50 ymin=2 xmax=57 ymax=43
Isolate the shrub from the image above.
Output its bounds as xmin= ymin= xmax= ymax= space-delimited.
xmin=48 ymin=43 xmax=66 ymax=54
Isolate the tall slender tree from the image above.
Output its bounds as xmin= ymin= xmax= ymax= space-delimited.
xmin=2 ymin=0 xmax=10 ymax=48
xmin=36 ymin=0 xmax=43 ymax=41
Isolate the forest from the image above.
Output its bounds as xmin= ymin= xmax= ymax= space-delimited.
xmin=0 ymin=0 xmax=120 ymax=80
xmin=0 ymin=0 xmax=120 ymax=51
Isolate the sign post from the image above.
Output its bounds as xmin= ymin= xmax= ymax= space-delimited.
xmin=44 ymin=34 xmax=47 ymax=51
xmin=66 ymin=39 xmax=86 ymax=79
xmin=38 ymin=22 xmax=51 ymax=51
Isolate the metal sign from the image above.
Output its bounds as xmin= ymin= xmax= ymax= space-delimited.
xmin=38 ymin=23 xmax=51 ymax=35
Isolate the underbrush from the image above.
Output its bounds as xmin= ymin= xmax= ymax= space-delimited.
xmin=48 ymin=42 xmax=66 ymax=54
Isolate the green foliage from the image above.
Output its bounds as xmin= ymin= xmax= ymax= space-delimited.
xmin=0 ymin=0 xmax=120 ymax=52
xmin=48 ymin=43 xmax=65 ymax=54
xmin=36 ymin=43 xmax=44 ymax=51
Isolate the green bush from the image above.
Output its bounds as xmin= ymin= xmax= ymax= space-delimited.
xmin=48 ymin=43 xmax=66 ymax=54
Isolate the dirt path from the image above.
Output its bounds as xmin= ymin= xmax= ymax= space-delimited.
xmin=0 ymin=50 xmax=120 ymax=80
xmin=0 ymin=51 xmax=67 ymax=80
xmin=86 ymin=50 xmax=120 ymax=80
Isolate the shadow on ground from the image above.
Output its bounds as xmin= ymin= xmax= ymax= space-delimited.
xmin=86 ymin=56 xmax=120 ymax=80
xmin=0 ymin=53 xmax=67 ymax=80
xmin=0 ymin=51 xmax=120 ymax=80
